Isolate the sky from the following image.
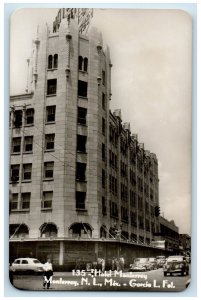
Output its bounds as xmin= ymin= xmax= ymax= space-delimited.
xmin=10 ymin=8 xmax=192 ymax=234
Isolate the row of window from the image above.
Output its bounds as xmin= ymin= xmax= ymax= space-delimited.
xmin=48 ymin=54 xmax=89 ymax=71
xmin=10 ymin=191 xmax=87 ymax=211
xmin=10 ymin=106 xmax=56 ymax=129
xmin=10 ymin=191 xmax=53 ymax=211
xmin=10 ymin=162 xmax=54 ymax=182
xmin=10 ymin=109 xmax=34 ymax=128
xmin=47 ymin=79 xmax=89 ymax=98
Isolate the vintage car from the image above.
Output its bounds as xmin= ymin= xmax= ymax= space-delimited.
xmin=156 ymin=255 xmax=166 ymax=268
xmin=163 ymin=255 xmax=189 ymax=276
xmin=147 ymin=257 xmax=158 ymax=270
xmin=11 ymin=258 xmax=44 ymax=274
xmin=129 ymin=258 xmax=149 ymax=272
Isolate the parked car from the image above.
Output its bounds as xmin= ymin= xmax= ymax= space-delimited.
xmin=11 ymin=258 xmax=44 ymax=274
xmin=163 ymin=256 xmax=189 ymax=276
xmin=147 ymin=257 xmax=158 ymax=270
xmin=129 ymin=258 xmax=149 ymax=272
xmin=156 ymin=256 xmax=166 ymax=268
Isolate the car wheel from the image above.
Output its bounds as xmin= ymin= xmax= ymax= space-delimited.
xmin=164 ymin=272 xmax=167 ymax=277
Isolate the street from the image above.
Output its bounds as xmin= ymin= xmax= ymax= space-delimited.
xmin=11 ymin=267 xmax=190 ymax=292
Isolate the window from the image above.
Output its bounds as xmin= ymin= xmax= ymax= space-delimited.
xmin=102 ymin=70 xmax=105 ymax=85
xmin=102 ymin=118 xmax=105 ymax=135
xmin=42 ymin=191 xmax=53 ymax=209
xmin=22 ymin=260 xmax=28 ymax=264
xmin=76 ymin=162 xmax=86 ymax=181
xmin=14 ymin=110 xmax=22 ymax=127
xmin=102 ymin=93 xmax=105 ymax=109
xmin=83 ymin=58 xmax=88 ymax=72
xmin=25 ymin=108 xmax=34 ymax=125
xmin=48 ymin=54 xmax=58 ymax=69
xmin=102 ymin=197 xmax=107 ymax=215
xmin=21 ymin=193 xmax=30 ymax=209
xmin=53 ymin=54 xmax=58 ymax=68
xmin=48 ymin=55 xmax=53 ymax=69
xmin=77 ymin=135 xmax=87 ymax=152
xmin=102 ymin=143 xmax=105 ymax=161
xmin=24 ymin=136 xmax=33 ymax=152
xmin=11 ymin=165 xmax=20 ymax=182
xmin=45 ymin=134 xmax=55 ymax=150
xmin=47 ymin=79 xmax=57 ymax=95
xmin=78 ymin=56 xmax=83 ymax=70
xmin=23 ymin=163 xmax=32 ymax=180
xmin=76 ymin=192 xmax=86 ymax=209
xmin=102 ymin=169 xmax=106 ymax=188
xmin=77 ymin=107 xmax=87 ymax=125
xmin=78 ymin=56 xmax=88 ymax=72
xmin=78 ymin=80 xmax=88 ymax=97
xmin=10 ymin=193 xmax=18 ymax=210
xmin=12 ymin=137 xmax=21 ymax=153
xmin=44 ymin=162 xmax=54 ymax=179
xmin=46 ymin=106 xmax=56 ymax=123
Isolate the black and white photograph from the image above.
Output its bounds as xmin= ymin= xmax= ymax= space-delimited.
xmin=9 ymin=7 xmax=192 ymax=292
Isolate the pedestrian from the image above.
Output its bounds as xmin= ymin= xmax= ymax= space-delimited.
xmin=75 ymin=258 xmax=81 ymax=271
xmin=115 ymin=258 xmax=120 ymax=271
xmin=111 ymin=257 xmax=116 ymax=271
xmin=119 ymin=255 xmax=125 ymax=271
xmin=9 ymin=263 xmax=15 ymax=285
xmin=43 ymin=258 xmax=53 ymax=289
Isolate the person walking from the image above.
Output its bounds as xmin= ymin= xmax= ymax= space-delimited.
xmin=43 ymin=258 xmax=53 ymax=289
xmin=119 ymin=255 xmax=125 ymax=271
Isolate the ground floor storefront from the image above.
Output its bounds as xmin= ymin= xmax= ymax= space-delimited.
xmin=9 ymin=239 xmax=173 ymax=271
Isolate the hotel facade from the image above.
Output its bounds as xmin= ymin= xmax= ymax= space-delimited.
xmin=9 ymin=10 xmax=168 ymax=268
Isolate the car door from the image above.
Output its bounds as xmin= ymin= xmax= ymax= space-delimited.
xmin=21 ymin=259 xmax=29 ymax=271
xmin=12 ymin=259 xmax=21 ymax=271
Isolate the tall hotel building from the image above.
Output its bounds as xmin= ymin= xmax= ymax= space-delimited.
xmin=9 ymin=9 xmax=162 ymax=267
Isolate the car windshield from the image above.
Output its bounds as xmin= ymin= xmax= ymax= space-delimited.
xmin=135 ymin=258 xmax=148 ymax=263
xmin=33 ymin=259 xmax=41 ymax=264
xmin=167 ymin=256 xmax=184 ymax=262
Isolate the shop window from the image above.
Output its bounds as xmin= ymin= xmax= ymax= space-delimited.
xmin=40 ymin=222 xmax=57 ymax=237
